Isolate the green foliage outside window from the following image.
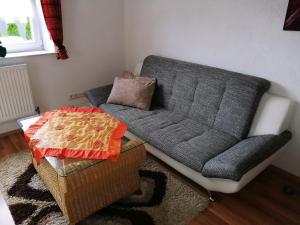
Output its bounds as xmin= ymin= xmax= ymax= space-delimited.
xmin=7 ymin=23 xmax=20 ymax=37
xmin=0 ymin=31 xmax=3 ymax=37
xmin=25 ymin=18 xmax=32 ymax=40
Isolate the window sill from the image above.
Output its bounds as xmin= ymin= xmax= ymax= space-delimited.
xmin=5 ymin=50 xmax=56 ymax=59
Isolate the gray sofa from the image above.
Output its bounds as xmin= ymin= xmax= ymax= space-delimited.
xmin=86 ymin=55 xmax=292 ymax=194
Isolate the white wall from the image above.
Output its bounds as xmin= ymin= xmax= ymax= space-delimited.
xmin=124 ymin=0 xmax=300 ymax=177
xmin=0 ymin=0 xmax=125 ymax=132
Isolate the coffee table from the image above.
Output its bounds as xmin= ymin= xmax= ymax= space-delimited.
xmin=18 ymin=115 xmax=146 ymax=224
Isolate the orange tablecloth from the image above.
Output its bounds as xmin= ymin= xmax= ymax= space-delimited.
xmin=25 ymin=108 xmax=127 ymax=165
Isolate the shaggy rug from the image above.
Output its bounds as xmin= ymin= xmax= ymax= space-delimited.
xmin=0 ymin=152 xmax=209 ymax=225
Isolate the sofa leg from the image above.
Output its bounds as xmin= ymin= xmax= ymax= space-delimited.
xmin=207 ymin=190 xmax=216 ymax=202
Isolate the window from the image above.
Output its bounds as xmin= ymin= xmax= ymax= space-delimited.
xmin=0 ymin=0 xmax=53 ymax=54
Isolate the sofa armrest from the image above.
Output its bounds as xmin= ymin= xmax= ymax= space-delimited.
xmin=201 ymin=131 xmax=292 ymax=181
xmin=85 ymin=84 xmax=113 ymax=107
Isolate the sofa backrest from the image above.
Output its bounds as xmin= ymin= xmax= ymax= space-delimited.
xmin=141 ymin=55 xmax=270 ymax=140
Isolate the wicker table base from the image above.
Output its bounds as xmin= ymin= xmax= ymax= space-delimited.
xmin=33 ymin=139 xmax=146 ymax=224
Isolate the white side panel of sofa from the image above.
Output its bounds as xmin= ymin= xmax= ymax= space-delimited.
xmin=133 ymin=62 xmax=143 ymax=76
xmin=125 ymin=131 xmax=288 ymax=193
xmin=249 ymin=93 xmax=293 ymax=136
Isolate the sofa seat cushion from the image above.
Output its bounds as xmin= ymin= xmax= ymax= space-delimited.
xmin=151 ymin=129 xmax=238 ymax=173
xmin=100 ymin=103 xmax=158 ymax=123
xmin=148 ymin=119 xmax=210 ymax=151
xmin=101 ymin=103 xmax=239 ymax=173
xmin=101 ymin=104 xmax=184 ymax=139
xmin=130 ymin=111 xmax=185 ymax=139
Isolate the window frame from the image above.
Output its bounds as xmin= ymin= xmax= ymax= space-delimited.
xmin=0 ymin=0 xmax=53 ymax=54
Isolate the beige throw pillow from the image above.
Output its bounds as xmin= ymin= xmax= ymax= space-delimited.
xmin=107 ymin=72 xmax=156 ymax=111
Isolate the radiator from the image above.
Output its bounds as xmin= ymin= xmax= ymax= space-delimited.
xmin=0 ymin=64 xmax=35 ymax=123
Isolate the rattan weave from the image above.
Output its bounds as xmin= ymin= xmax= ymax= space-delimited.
xmin=33 ymin=139 xmax=146 ymax=224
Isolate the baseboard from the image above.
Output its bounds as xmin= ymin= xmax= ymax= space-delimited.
xmin=0 ymin=120 xmax=19 ymax=135
xmin=0 ymin=129 xmax=22 ymax=138
xmin=268 ymin=165 xmax=300 ymax=185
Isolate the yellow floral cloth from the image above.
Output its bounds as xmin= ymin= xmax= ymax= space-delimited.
xmin=25 ymin=108 xmax=127 ymax=165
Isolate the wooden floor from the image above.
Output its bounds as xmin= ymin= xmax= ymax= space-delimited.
xmin=191 ymin=166 xmax=300 ymax=225
xmin=0 ymin=131 xmax=300 ymax=225
xmin=0 ymin=131 xmax=28 ymax=157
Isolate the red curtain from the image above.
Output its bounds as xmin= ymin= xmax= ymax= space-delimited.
xmin=40 ymin=0 xmax=69 ymax=60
